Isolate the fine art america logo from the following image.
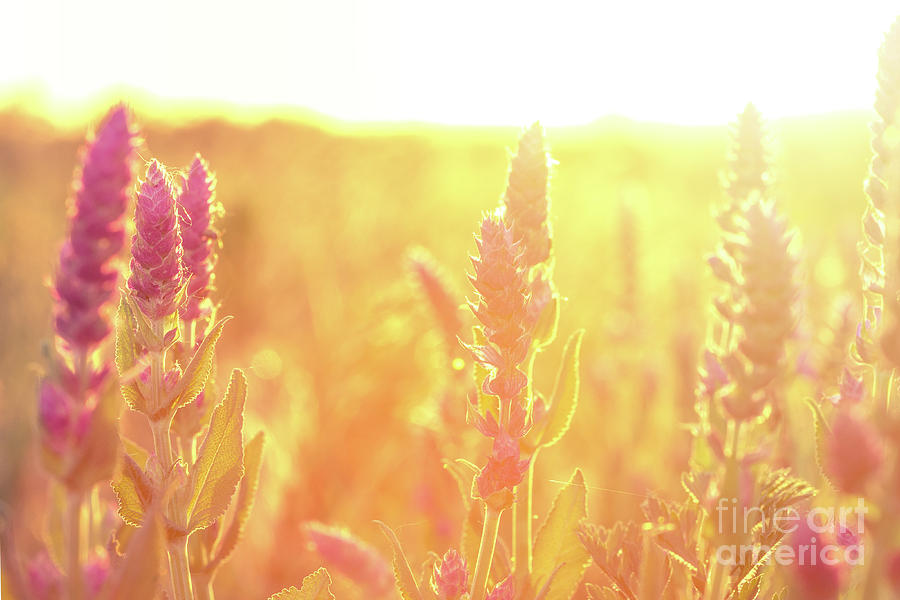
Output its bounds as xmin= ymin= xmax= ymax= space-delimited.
xmin=713 ymin=497 xmax=867 ymax=566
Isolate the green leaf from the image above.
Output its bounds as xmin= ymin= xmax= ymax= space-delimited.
xmin=186 ymin=368 xmax=246 ymax=532
xmin=111 ymin=453 xmax=153 ymax=527
xmin=268 ymin=568 xmax=335 ymax=599
xmin=115 ymin=298 xmax=146 ymax=412
xmin=537 ymin=330 xmax=585 ymax=448
xmin=375 ymin=520 xmax=424 ymax=600
xmin=531 ymin=469 xmax=591 ymax=600
xmin=209 ymin=431 xmax=265 ymax=570
xmin=805 ymin=398 xmax=835 ymax=491
xmin=169 ymin=316 xmax=232 ymax=412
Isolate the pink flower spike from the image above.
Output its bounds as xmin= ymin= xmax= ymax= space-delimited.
xmin=53 ymin=104 xmax=138 ymax=349
xmin=432 ymin=548 xmax=468 ymax=599
xmin=178 ymin=154 xmax=219 ymax=321
xmin=127 ymin=160 xmax=185 ymax=320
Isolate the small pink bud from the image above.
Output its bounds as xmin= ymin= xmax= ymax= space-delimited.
xmin=787 ymin=514 xmax=848 ymax=600
xmin=27 ymin=551 xmax=63 ymax=600
xmin=699 ymin=350 xmax=729 ymax=397
xmin=825 ymin=408 xmax=883 ymax=495
xmin=887 ymin=550 xmax=900 ymax=593
xmin=38 ymin=380 xmax=72 ymax=446
xmin=83 ymin=552 xmax=110 ymax=596
xmin=475 ymin=433 xmax=529 ymax=503
xmin=431 ymin=548 xmax=468 ymax=599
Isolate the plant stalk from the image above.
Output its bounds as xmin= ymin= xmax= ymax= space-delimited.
xmin=167 ymin=538 xmax=194 ymax=600
xmin=65 ymin=491 xmax=84 ymax=600
xmin=470 ymin=505 xmax=502 ymax=600
xmin=148 ymin=319 xmax=194 ymax=599
xmin=513 ymin=449 xmax=537 ymax=585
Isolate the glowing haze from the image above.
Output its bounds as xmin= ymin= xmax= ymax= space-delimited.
xmin=2 ymin=0 xmax=897 ymax=125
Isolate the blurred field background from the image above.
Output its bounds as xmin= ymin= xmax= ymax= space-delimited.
xmin=0 ymin=104 xmax=872 ymax=596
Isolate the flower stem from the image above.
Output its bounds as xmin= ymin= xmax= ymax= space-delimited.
xmin=513 ymin=449 xmax=536 ymax=585
xmin=148 ymin=319 xmax=193 ymax=600
xmin=470 ymin=505 xmax=502 ymax=600
xmin=65 ymin=491 xmax=83 ymax=600
xmin=167 ymin=538 xmax=194 ymax=600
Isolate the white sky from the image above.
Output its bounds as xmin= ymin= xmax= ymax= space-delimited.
xmin=1 ymin=1 xmax=897 ymax=125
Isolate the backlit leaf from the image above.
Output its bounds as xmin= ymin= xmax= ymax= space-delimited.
xmin=532 ymin=469 xmax=591 ymax=599
xmin=268 ymin=568 xmax=335 ymax=599
xmin=537 ymin=330 xmax=584 ymax=448
xmin=115 ymin=298 xmax=145 ymax=412
xmin=210 ymin=431 xmax=265 ymax=569
xmin=111 ymin=453 xmax=153 ymax=527
xmin=186 ymin=368 xmax=246 ymax=532
xmin=169 ymin=316 xmax=232 ymax=412
xmin=375 ymin=520 xmax=424 ymax=600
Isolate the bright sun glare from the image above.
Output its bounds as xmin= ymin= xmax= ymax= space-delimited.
xmin=2 ymin=0 xmax=899 ymax=125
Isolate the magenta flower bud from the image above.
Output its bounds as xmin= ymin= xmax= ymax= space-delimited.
xmin=485 ymin=575 xmax=515 ymax=600
xmin=825 ymin=408 xmax=883 ymax=495
xmin=38 ymin=380 xmax=73 ymax=454
xmin=787 ymin=514 xmax=848 ymax=600
xmin=127 ymin=160 xmax=185 ymax=320
xmin=475 ymin=432 xmax=529 ymax=508
xmin=83 ymin=552 xmax=110 ymax=596
xmin=27 ymin=551 xmax=63 ymax=600
xmin=431 ymin=548 xmax=468 ymax=599
xmin=178 ymin=154 xmax=219 ymax=321
xmin=53 ymin=105 xmax=138 ymax=349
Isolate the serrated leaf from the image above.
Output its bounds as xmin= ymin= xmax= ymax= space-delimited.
xmin=115 ymin=298 xmax=146 ymax=412
xmin=169 ymin=316 xmax=232 ymax=412
xmin=111 ymin=453 xmax=153 ymax=527
xmin=186 ymin=368 xmax=246 ymax=532
xmin=209 ymin=431 xmax=265 ymax=570
xmin=532 ymin=469 xmax=591 ymax=599
xmin=268 ymin=567 xmax=335 ymax=599
xmin=375 ymin=520 xmax=424 ymax=600
xmin=806 ymin=398 xmax=836 ymax=490
xmin=537 ymin=330 xmax=584 ymax=447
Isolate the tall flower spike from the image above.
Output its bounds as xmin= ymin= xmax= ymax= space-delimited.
xmin=722 ymin=199 xmax=799 ymax=420
xmin=53 ymin=105 xmax=138 ymax=348
xmin=468 ymin=215 xmax=531 ymax=407
xmin=723 ymin=103 xmax=768 ymax=210
xmin=127 ymin=160 xmax=185 ymax=320
xmin=502 ymin=122 xmax=551 ymax=268
xmin=178 ymin=154 xmax=219 ymax=321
